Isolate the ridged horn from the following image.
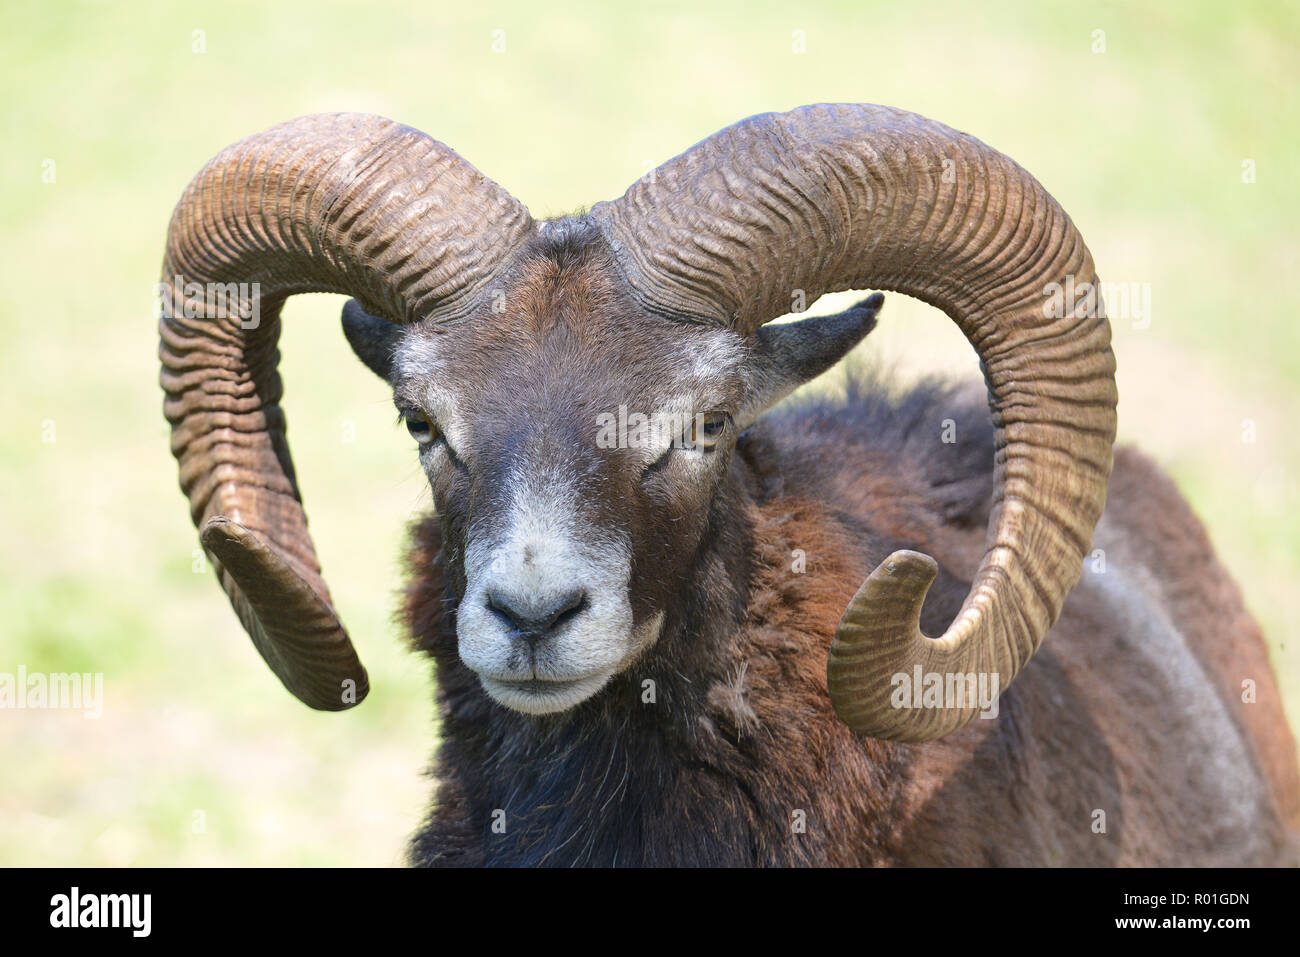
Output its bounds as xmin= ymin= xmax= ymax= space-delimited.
xmin=590 ymin=104 xmax=1117 ymax=741
xmin=159 ymin=113 xmax=533 ymax=710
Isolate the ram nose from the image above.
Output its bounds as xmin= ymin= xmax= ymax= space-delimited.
xmin=486 ymin=588 xmax=589 ymax=645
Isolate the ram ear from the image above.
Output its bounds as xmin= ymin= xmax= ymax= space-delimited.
xmin=736 ymin=294 xmax=883 ymax=431
xmin=342 ymin=299 xmax=405 ymax=383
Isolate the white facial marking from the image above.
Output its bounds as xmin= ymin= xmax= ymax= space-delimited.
xmin=456 ymin=461 xmax=661 ymax=714
xmin=393 ymin=340 xmax=475 ymax=454
xmin=394 ymin=336 xmax=443 ymax=382
xmin=689 ymin=328 xmax=746 ymax=380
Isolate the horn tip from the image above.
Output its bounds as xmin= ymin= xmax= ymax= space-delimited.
xmin=870 ymin=549 xmax=938 ymax=592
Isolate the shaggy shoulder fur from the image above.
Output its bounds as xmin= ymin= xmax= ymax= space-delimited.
xmin=401 ymin=374 xmax=1300 ymax=866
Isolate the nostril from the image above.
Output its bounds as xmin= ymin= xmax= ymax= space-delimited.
xmin=487 ymin=589 xmax=589 ymax=643
xmin=486 ymin=593 xmax=520 ymax=632
xmin=546 ymin=590 xmax=588 ymax=633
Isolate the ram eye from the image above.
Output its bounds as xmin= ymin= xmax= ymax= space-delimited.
xmin=689 ymin=412 xmax=729 ymax=449
xmin=403 ymin=411 xmax=437 ymax=445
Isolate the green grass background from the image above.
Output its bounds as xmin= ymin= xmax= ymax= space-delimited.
xmin=1 ymin=0 xmax=1296 ymax=865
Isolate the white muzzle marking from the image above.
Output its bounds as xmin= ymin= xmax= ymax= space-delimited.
xmin=456 ymin=467 xmax=659 ymax=714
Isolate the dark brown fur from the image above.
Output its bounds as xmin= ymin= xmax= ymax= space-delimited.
xmin=360 ymin=225 xmax=1300 ymax=866
xmin=401 ymin=368 xmax=1300 ymax=866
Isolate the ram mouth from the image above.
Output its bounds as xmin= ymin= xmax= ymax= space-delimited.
xmin=478 ymin=672 xmax=613 ymax=714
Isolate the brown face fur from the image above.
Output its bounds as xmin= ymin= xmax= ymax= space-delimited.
xmin=385 ymin=224 xmax=750 ymax=711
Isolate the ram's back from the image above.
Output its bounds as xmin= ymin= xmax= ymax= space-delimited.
xmin=752 ymin=378 xmax=1300 ymax=864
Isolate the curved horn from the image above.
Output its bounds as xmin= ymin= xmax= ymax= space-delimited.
xmin=159 ymin=113 xmax=532 ymax=710
xmin=591 ymin=104 xmax=1116 ymax=741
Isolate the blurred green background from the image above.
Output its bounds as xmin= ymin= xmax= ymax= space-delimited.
xmin=1 ymin=0 xmax=1296 ymax=865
